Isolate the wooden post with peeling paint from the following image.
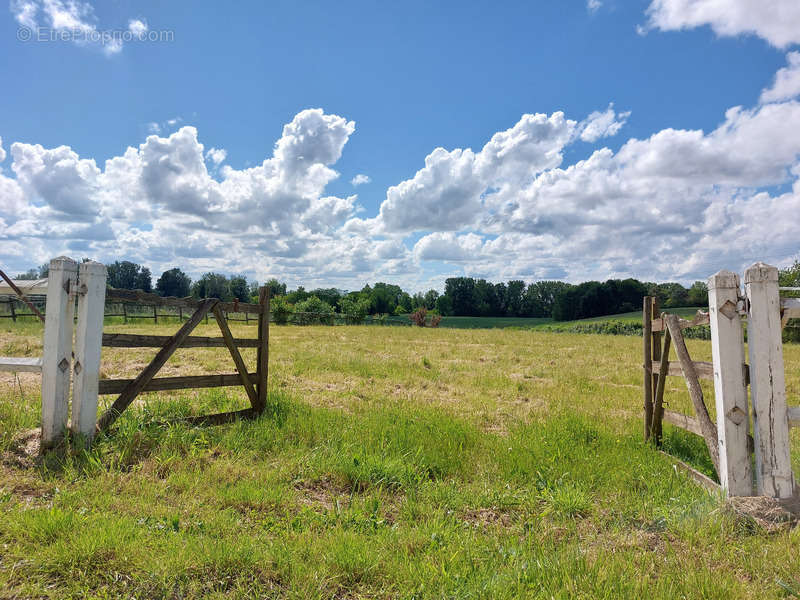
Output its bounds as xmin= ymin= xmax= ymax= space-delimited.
xmin=708 ymin=270 xmax=752 ymax=496
xmin=41 ymin=257 xmax=78 ymax=448
xmin=71 ymin=261 xmax=107 ymax=442
xmin=745 ymin=262 xmax=794 ymax=498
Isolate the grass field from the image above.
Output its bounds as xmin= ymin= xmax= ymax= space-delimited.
xmin=436 ymin=307 xmax=704 ymax=331
xmin=436 ymin=315 xmax=552 ymax=329
xmin=1 ymin=320 xmax=800 ymax=598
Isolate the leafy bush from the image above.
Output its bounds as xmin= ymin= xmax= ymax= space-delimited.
xmin=293 ymin=296 xmax=334 ymax=325
xmin=540 ymin=319 xmax=713 ymax=339
xmin=270 ymin=296 xmax=293 ymax=325
xmin=338 ymin=297 xmax=370 ymax=324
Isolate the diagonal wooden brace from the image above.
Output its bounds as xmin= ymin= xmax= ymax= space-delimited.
xmin=96 ymin=298 xmax=218 ymax=432
xmin=213 ymin=304 xmax=258 ymax=408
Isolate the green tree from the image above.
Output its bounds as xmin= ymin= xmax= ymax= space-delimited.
xmin=192 ymin=273 xmax=232 ymax=301
xmin=286 ymin=286 xmax=309 ymax=304
xmin=135 ymin=267 xmax=152 ymax=293
xmin=444 ymin=277 xmax=476 ymax=316
xmin=423 ymin=289 xmax=440 ymax=310
xmin=505 ymin=280 xmax=525 ymax=316
xmin=435 ymin=294 xmax=454 ymax=316
xmin=229 ymin=275 xmax=250 ymax=302
xmin=264 ymin=278 xmax=287 ymax=297
xmin=293 ymin=296 xmax=334 ymax=324
xmin=524 ymin=281 xmax=571 ymax=317
xmin=311 ymin=288 xmax=342 ymax=309
xmin=156 ymin=268 xmax=191 ymax=297
xmin=779 ymin=260 xmax=800 ymax=289
xmin=687 ymin=281 xmax=708 ymax=306
xmin=15 ymin=268 xmax=40 ymax=280
xmin=780 ymin=260 xmax=800 ymax=342
xmin=107 ymin=261 xmax=150 ymax=290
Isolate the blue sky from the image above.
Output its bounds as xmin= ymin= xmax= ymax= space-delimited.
xmin=1 ymin=0 xmax=799 ymax=291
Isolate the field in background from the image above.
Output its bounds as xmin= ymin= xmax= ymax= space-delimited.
xmin=1 ymin=320 xmax=800 ymax=598
xmin=438 ymin=307 xmax=703 ymax=331
xmin=436 ymin=315 xmax=554 ymax=329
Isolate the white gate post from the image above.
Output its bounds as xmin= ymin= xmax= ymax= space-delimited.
xmin=41 ymin=256 xmax=78 ymax=448
xmin=71 ymin=261 xmax=107 ymax=442
xmin=708 ymin=270 xmax=752 ymax=496
xmin=744 ymin=262 xmax=794 ymax=498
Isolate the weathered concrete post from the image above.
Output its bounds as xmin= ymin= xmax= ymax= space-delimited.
xmin=745 ymin=262 xmax=794 ymax=498
xmin=71 ymin=261 xmax=107 ymax=442
xmin=708 ymin=270 xmax=752 ymax=496
xmin=41 ymin=256 xmax=78 ymax=447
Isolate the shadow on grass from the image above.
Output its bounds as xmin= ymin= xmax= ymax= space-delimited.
xmin=660 ymin=425 xmax=718 ymax=481
xmin=8 ymin=389 xmax=293 ymax=479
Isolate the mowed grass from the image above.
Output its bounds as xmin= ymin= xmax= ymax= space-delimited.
xmin=1 ymin=320 xmax=800 ymax=598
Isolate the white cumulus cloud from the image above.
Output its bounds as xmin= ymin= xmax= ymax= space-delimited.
xmin=376 ymin=111 xmax=576 ymax=233
xmin=351 ymin=174 xmax=371 ymax=186
xmin=761 ymin=52 xmax=800 ymax=104
xmin=644 ymin=0 xmax=800 ymax=48
xmin=578 ymin=104 xmax=631 ymax=142
xmin=128 ymin=18 xmax=148 ymax=37
xmin=1 ymin=60 xmax=800 ymax=289
xmin=205 ymin=147 xmax=227 ymax=166
xmin=10 ymin=0 xmax=147 ymax=55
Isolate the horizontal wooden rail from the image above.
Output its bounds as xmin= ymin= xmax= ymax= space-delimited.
xmin=105 ymin=288 xmax=262 ymax=314
xmin=781 ymin=297 xmax=800 ymax=319
xmin=98 ymin=372 xmax=258 ymax=395
xmin=102 ymin=333 xmax=259 ymax=348
xmin=658 ymin=450 xmax=720 ymax=491
xmin=651 ymin=360 xmax=714 ymax=381
xmin=663 ymin=409 xmax=703 ymax=436
xmin=651 ymin=310 xmax=710 ymax=332
xmin=0 ymin=356 xmax=43 ymax=373
xmin=651 ymin=360 xmax=750 ymax=386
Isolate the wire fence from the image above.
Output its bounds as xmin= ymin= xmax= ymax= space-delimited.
xmin=0 ymin=296 xmax=414 ymax=327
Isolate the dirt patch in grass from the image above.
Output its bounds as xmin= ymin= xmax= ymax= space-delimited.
xmin=725 ymin=496 xmax=799 ymax=532
xmin=2 ymin=428 xmax=41 ymax=469
xmin=294 ymin=476 xmax=352 ymax=511
xmin=0 ymin=429 xmax=54 ymax=504
xmin=462 ymin=507 xmax=515 ymax=528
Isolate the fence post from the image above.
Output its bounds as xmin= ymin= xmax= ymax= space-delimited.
xmin=9 ymin=300 xmax=15 ymax=322
xmin=71 ymin=261 xmax=107 ymax=442
xmin=643 ymin=297 xmax=653 ymax=441
xmin=708 ymin=270 xmax=752 ymax=496
xmin=745 ymin=262 xmax=794 ymax=498
xmin=255 ymin=287 xmax=270 ymax=413
xmin=41 ymin=257 xmax=78 ymax=447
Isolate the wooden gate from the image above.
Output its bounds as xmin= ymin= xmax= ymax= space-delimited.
xmin=96 ymin=287 xmax=271 ymax=432
xmin=644 ymin=263 xmax=800 ymax=499
xmin=18 ymin=256 xmax=272 ymax=447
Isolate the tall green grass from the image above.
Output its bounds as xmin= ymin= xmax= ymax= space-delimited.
xmin=1 ymin=322 xmax=799 ymax=597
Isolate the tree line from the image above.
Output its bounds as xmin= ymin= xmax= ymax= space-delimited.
xmin=14 ymin=260 xmax=732 ymax=322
